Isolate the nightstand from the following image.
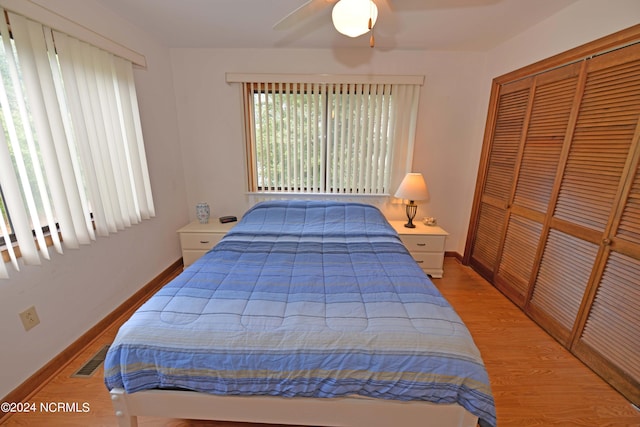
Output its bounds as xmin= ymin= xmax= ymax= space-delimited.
xmin=177 ymin=220 xmax=236 ymax=267
xmin=389 ymin=220 xmax=449 ymax=278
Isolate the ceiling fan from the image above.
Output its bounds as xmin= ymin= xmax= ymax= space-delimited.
xmin=273 ymin=0 xmax=392 ymax=47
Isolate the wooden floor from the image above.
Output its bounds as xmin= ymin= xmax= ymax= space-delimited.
xmin=2 ymin=257 xmax=639 ymax=426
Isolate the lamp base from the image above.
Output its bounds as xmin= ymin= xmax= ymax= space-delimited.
xmin=404 ymin=201 xmax=417 ymax=228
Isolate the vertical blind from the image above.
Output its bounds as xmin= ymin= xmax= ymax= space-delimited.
xmin=236 ymin=76 xmax=421 ymax=195
xmin=0 ymin=9 xmax=154 ymax=278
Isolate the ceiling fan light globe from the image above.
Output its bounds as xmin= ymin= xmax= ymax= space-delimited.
xmin=332 ymin=0 xmax=378 ymax=38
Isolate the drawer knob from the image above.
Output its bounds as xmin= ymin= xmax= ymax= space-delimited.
xmin=417 ymin=243 xmax=426 ymax=246
xmin=415 ymin=260 xmax=424 ymax=263
xmin=200 ymin=240 xmax=210 ymax=244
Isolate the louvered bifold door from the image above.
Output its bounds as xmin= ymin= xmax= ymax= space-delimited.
xmin=495 ymin=64 xmax=581 ymax=307
xmin=469 ymin=79 xmax=531 ymax=279
xmin=467 ymin=32 xmax=640 ymax=405
xmin=528 ymin=44 xmax=640 ymax=352
xmin=572 ymin=163 xmax=640 ymax=405
xmin=570 ymin=46 xmax=640 ymax=406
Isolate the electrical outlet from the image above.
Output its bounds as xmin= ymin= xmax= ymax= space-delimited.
xmin=19 ymin=306 xmax=40 ymax=331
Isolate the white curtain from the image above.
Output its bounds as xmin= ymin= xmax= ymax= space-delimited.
xmin=243 ymin=79 xmax=420 ymax=195
xmin=0 ymin=10 xmax=154 ymax=278
xmin=388 ymin=83 xmax=421 ymax=193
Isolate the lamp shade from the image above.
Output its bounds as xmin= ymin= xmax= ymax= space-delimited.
xmin=394 ymin=173 xmax=429 ymax=202
xmin=332 ymin=0 xmax=378 ymax=38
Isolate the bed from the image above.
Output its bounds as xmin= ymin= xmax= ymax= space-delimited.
xmin=105 ymin=200 xmax=496 ymax=427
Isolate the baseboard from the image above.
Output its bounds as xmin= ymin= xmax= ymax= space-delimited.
xmin=2 ymin=252 xmax=458 ymax=421
xmin=445 ymin=251 xmax=463 ymax=261
xmin=0 ymin=258 xmax=183 ymax=422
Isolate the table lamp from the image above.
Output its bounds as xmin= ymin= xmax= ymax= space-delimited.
xmin=394 ymin=172 xmax=429 ymax=228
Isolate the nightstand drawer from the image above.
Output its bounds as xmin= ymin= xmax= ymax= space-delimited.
xmin=410 ymin=251 xmax=445 ymax=269
xmin=182 ymin=249 xmax=209 ymax=266
xmin=180 ymin=232 xmax=224 ymax=250
xmin=399 ymin=234 xmax=446 ymax=252
xmin=389 ymin=221 xmax=448 ymax=278
xmin=178 ymin=220 xmax=236 ymax=268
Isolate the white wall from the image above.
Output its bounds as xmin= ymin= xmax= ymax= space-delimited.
xmin=2 ymin=0 xmax=639 ymax=401
xmin=170 ymin=0 xmax=640 ymax=257
xmin=170 ymin=1 xmax=640 ymax=257
xmin=0 ymin=0 xmax=188 ymax=397
xmin=170 ymin=48 xmax=488 ymax=252
xmin=457 ymin=0 xmax=640 ymax=255
xmin=486 ymin=0 xmax=640 ymax=79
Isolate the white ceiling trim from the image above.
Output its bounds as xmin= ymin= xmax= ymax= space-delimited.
xmin=0 ymin=0 xmax=146 ymax=67
xmin=226 ymin=73 xmax=425 ymax=86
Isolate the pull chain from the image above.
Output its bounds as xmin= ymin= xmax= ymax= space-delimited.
xmin=369 ymin=1 xmax=375 ymax=48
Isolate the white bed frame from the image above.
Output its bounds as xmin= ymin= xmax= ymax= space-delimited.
xmin=109 ymin=388 xmax=478 ymax=427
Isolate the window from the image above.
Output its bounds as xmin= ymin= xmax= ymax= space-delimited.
xmin=0 ymin=186 xmax=13 ymax=247
xmin=229 ymin=74 xmax=422 ymax=196
xmin=0 ymin=9 xmax=154 ymax=278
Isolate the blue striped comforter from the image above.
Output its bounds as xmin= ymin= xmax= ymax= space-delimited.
xmin=104 ymin=200 xmax=496 ymax=427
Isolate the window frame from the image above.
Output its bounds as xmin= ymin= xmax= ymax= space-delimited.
xmin=0 ymin=9 xmax=153 ymax=278
xmin=229 ymin=73 xmax=424 ymax=198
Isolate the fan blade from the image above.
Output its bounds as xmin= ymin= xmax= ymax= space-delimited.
xmin=273 ymin=0 xmax=336 ymax=30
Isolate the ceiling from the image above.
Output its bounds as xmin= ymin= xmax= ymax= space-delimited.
xmin=93 ymin=0 xmax=578 ymax=51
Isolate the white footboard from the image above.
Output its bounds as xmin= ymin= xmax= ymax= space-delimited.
xmin=109 ymin=388 xmax=478 ymax=427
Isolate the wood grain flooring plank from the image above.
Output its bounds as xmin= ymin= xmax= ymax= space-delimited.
xmin=2 ymin=258 xmax=639 ymax=426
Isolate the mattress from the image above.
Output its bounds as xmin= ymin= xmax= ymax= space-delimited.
xmin=104 ymin=200 xmax=496 ymax=427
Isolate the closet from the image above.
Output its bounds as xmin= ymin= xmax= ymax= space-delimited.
xmin=465 ymin=26 xmax=640 ymax=405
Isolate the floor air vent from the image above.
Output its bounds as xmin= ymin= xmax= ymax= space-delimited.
xmin=72 ymin=345 xmax=110 ymax=378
